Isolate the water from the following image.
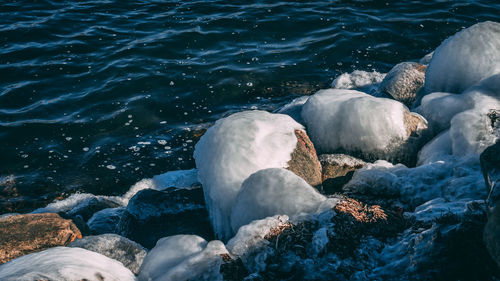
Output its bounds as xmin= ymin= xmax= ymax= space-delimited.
xmin=1 ymin=0 xmax=499 ymax=214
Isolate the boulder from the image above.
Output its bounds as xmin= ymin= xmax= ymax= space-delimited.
xmin=379 ymin=62 xmax=427 ymax=107
xmin=69 ymin=234 xmax=147 ymax=275
xmin=319 ymin=154 xmax=365 ymax=194
xmin=118 ymin=187 xmax=214 ymax=248
xmin=484 ymin=205 xmax=500 ymax=268
xmin=425 ymin=21 xmax=500 ymax=94
xmin=480 ymin=140 xmax=500 ymax=207
xmin=66 ymin=197 xmax=120 ymax=221
xmin=0 ymin=213 xmax=82 ymax=263
xmin=286 ymin=130 xmax=322 ymax=187
xmin=87 ymin=207 xmax=125 ymax=235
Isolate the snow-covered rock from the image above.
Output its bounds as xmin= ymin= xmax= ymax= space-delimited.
xmin=378 ymin=62 xmax=426 ymax=107
xmin=68 ymin=234 xmax=147 ymax=275
xmin=193 ymin=110 xmax=304 ymax=240
xmin=301 ymin=89 xmax=427 ymax=163
xmin=332 ymin=70 xmax=386 ymax=95
xmin=230 ymin=168 xmax=328 ymax=234
xmin=425 ymin=21 xmax=500 ymax=94
xmin=138 ymin=235 xmax=228 ymax=281
xmin=276 ymin=96 xmax=309 ymax=124
xmin=419 ymin=51 xmax=434 ymax=65
xmin=0 ymin=247 xmax=135 ymax=281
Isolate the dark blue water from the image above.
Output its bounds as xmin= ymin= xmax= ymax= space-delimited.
xmin=1 ymin=0 xmax=500 ymax=213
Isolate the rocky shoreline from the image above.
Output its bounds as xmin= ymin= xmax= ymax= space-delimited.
xmin=1 ymin=21 xmax=500 ymax=280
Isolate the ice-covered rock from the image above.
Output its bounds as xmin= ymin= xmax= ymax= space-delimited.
xmin=0 ymin=213 xmax=82 ymax=263
xmin=138 ymin=235 xmax=228 ymax=281
xmin=226 ymin=215 xmax=291 ymax=272
xmin=417 ymin=130 xmax=453 ymax=165
xmin=0 ymin=247 xmax=135 ymax=281
xmin=230 ymin=168 xmax=328 ymax=234
xmin=344 ymin=156 xmax=487 ymax=209
xmin=411 ymin=198 xmax=484 ymax=223
xmin=276 ymin=96 xmax=309 ymax=124
xmin=194 ymin=110 xmax=305 ymax=240
xmin=425 ymin=21 xmax=500 ymax=94
xmin=417 ymin=92 xmax=470 ymax=132
xmin=480 ymin=140 xmax=500 ymax=207
xmin=419 ymin=51 xmax=434 ymax=65
xmin=68 ymin=234 xmax=147 ymax=275
xmin=378 ymin=62 xmax=426 ymax=107
xmin=301 ymin=89 xmax=427 ymax=164
xmin=118 ymin=187 xmax=213 ymax=248
xmin=331 ymin=70 xmax=386 ymax=95
xmin=319 ymin=154 xmax=365 ymax=194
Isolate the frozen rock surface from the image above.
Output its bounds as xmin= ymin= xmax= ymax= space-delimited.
xmin=118 ymin=187 xmax=213 ymax=249
xmin=138 ymin=235 xmax=228 ymax=281
xmin=230 ymin=168 xmax=327 ymax=234
xmin=0 ymin=213 xmax=82 ymax=263
xmin=480 ymin=140 xmax=500 ymax=206
xmin=68 ymin=234 xmax=147 ymax=275
xmin=276 ymin=96 xmax=309 ymax=124
xmin=379 ymin=62 xmax=426 ymax=107
xmin=87 ymin=207 xmax=125 ymax=235
xmin=302 ymin=89 xmax=427 ymax=164
xmin=425 ymin=21 xmax=500 ymax=94
xmin=332 ymin=70 xmax=386 ymax=94
xmin=194 ymin=110 xmax=304 ymax=240
xmin=319 ymin=154 xmax=366 ymax=194
xmin=0 ymin=247 xmax=135 ymax=281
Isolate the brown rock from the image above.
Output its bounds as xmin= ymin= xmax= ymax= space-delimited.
xmin=0 ymin=213 xmax=82 ymax=263
xmin=379 ymin=62 xmax=427 ymax=107
xmin=319 ymin=154 xmax=365 ymax=194
xmin=404 ymin=111 xmax=428 ymax=137
xmin=287 ymin=129 xmax=322 ymax=187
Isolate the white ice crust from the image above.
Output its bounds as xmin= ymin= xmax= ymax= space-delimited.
xmin=0 ymin=247 xmax=135 ymax=281
xmin=194 ymin=110 xmax=303 ymax=240
xmin=425 ymin=21 xmax=500 ymax=94
xmin=138 ymin=235 xmax=227 ymax=281
xmin=332 ymin=70 xmax=386 ymax=94
xmin=230 ymin=168 xmax=326 ymax=233
xmin=301 ymin=89 xmax=409 ymax=157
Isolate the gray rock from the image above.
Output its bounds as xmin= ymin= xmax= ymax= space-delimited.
xmin=68 ymin=233 xmax=147 ymax=275
xmin=87 ymin=207 xmax=125 ymax=235
xmin=480 ymin=139 xmax=500 ymax=208
xmin=118 ymin=187 xmax=214 ymax=249
xmin=66 ymin=197 xmax=120 ymax=221
xmin=379 ymin=62 xmax=427 ymax=107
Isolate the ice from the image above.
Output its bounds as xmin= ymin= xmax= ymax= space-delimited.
xmin=331 ymin=70 xmax=386 ymax=94
xmin=138 ymin=235 xmax=227 ymax=281
xmin=425 ymin=21 xmax=500 ymax=94
xmin=417 ymin=130 xmax=453 ymax=165
xmin=276 ymin=96 xmax=310 ymax=124
xmin=410 ymin=198 xmax=484 ymax=223
xmin=301 ymin=89 xmax=411 ymax=160
xmin=193 ymin=110 xmax=303 ymax=240
xmin=344 ymin=155 xmax=486 ymax=208
xmin=32 ymin=193 xmax=119 ymax=215
xmin=0 ymin=247 xmax=135 ymax=281
xmin=417 ymin=92 xmax=470 ymax=132
xmin=226 ymin=215 xmax=290 ymax=272
xmin=230 ymin=168 xmax=327 ymax=234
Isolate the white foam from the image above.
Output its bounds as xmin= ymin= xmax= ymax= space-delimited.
xmin=332 ymin=70 xmax=386 ymax=94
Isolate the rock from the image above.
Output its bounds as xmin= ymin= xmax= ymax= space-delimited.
xmin=66 ymin=197 xmax=120 ymax=221
xmin=419 ymin=51 xmax=434 ymax=65
xmin=87 ymin=207 xmax=125 ymax=235
xmin=484 ymin=205 xmax=500 ymax=268
xmin=403 ymin=111 xmax=428 ymax=138
xmin=0 ymin=213 xmax=82 ymax=263
xmin=425 ymin=21 xmax=500 ymax=94
xmin=480 ymin=140 xmax=500 ymax=207
xmin=286 ymin=130 xmax=322 ymax=187
xmin=68 ymin=234 xmax=147 ymax=275
xmin=118 ymin=187 xmax=214 ymax=248
xmin=319 ymin=154 xmax=365 ymax=194
xmin=379 ymin=62 xmax=427 ymax=107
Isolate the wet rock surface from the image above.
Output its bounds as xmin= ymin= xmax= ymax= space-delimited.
xmin=0 ymin=213 xmax=82 ymax=263
xmin=319 ymin=154 xmax=365 ymax=194
xmin=118 ymin=187 xmax=214 ymax=249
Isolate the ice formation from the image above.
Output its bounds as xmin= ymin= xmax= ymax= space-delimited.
xmin=301 ymin=89 xmax=413 ymax=160
xmin=276 ymin=95 xmax=309 ymax=124
xmin=138 ymin=235 xmax=227 ymax=281
xmin=194 ymin=110 xmax=303 ymax=240
xmin=331 ymin=70 xmax=386 ymax=94
xmin=425 ymin=21 xmax=500 ymax=94
xmin=0 ymin=247 xmax=135 ymax=281
xmin=230 ymin=168 xmax=327 ymax=233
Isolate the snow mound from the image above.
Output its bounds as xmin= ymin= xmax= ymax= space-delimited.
xmin=332 ymin=70 xmax=386 ymax=94
xmin=194 ymin=110 xmax=303 ymax=240
xmin=417 ymin=92 xmax=470 ymax=132
xmin=230 ymin=168 xmax=327 ymax=233
xmin=425 ymin=21 xmax=500 ymax=94
xmin=301 ymin=89 xmax=413 ymax=161
xmin=138 ymin=235 xmax=227 ymax=281
xmin=0 ymin=247 xmax=135 ymax=281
